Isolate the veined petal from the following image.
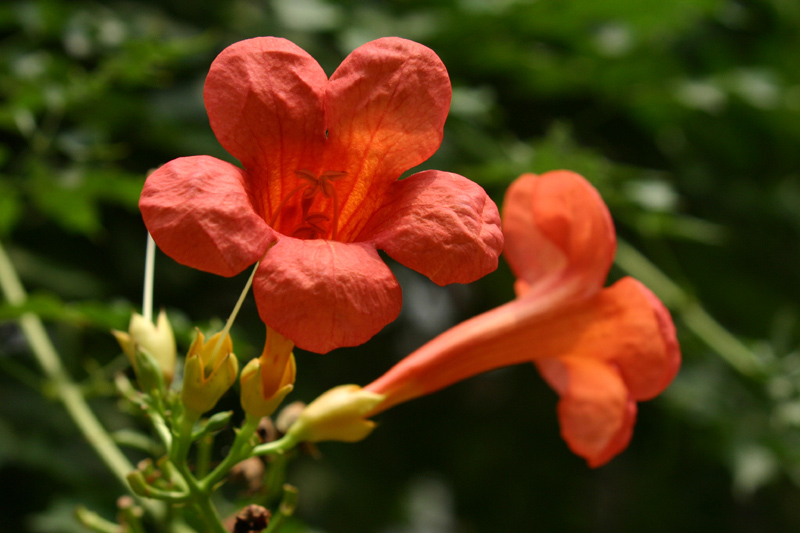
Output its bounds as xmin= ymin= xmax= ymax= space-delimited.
xmin=536 ymin=356 xmax=636 ymax=467
xmin=140 ymin=156 xmax=276 ymax=277
xmin=323 ymin=37 xmax=452 ymax=240
xmin=204 ymin=37 xmax=328 ymax=217
xmin=362 ymin=170 xmax=503 ymax=285
xmin=502 ymin=171 xmax=615 ymax=301
xmin=253 ymin=238 xmax=402 ymax=354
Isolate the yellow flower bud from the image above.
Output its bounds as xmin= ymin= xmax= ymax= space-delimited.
xmin=181 ymin=330 xmax=239 ymax=417
xmin=286 ymin=385 xmax=385 ymax=444
xmin=240 ymin=327 xmax=296 ymax=420
xmin=112 ymin=310 xmax=177 ymax=384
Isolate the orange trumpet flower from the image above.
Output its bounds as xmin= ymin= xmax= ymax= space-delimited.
xmin=139 ymin=37 xmax=502 ymax=354
xmin=365 ymin=171 xmax=680 ymax=467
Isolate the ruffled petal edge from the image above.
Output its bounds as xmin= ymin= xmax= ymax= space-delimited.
xmin=537 ymin=356 xmax=637 ymax=467
xmin=252 ymin=238 xmax=402 ymax=353
xmin=502 ymin=171 xmax=616 ymax=300
xmin=140 ymin=156 xmax=276 ymax=277
xmin=204 ymin=37 xmax=327 ymax=171
xmin=362 ymin=170 xmax=503 ymax=285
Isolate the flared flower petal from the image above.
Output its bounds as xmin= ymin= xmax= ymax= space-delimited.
xmin=143 ymin=37 xmax=502 ymax=355
xmin=253 ymin=239 xmax=402 ymax=354
xmin=536 ymin=356 xmax=636 ymax=467
xmin=361 ymin=170 xmax=503 ymax=285
xmin=204 ymin=37 xmax=327 ymax=174
xmin=502 ymin=171 xmax=615 ymax=300
xmin=140 ymin=156 xmax=277 ymax=277
xmin=323 ymin=38 xmax=452 ymax=240
xmin=524 ymin=277 xmax=680 ymax=402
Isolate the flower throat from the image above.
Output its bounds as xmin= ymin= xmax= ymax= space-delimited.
xmin=269 ymin=170 xmax=347 ymax=240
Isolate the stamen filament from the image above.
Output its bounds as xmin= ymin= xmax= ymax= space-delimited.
xmin=142 ymin=233 xmax=156 ymax=323
xmin=269 ymin=184 xmax=307 ymax=227
xmin=211 ymin=261 xmax=260 ymax=358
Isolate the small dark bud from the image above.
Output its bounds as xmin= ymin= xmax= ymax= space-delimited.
xmin=232 ymin=504 xmax=271 ymax=533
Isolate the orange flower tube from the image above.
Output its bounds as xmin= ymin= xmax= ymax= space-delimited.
xmin=365 ymin=171 xmax=680 ymax=467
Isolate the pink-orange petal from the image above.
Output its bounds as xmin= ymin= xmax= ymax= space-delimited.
xmin=253 ymin=238 xmax=402 ymax=354
xmin=517 ymin=277 xmax=680 ymax=402
xmin=203 ymin=37 xmax=327 ymax=207
xmin=140 ymin=156 xmax=276 ymax=277
xmin=323 ymin=37 xmax=452 ymax=238
xmin=536 ymin=356 xmax=636 ymax=467
xmin=502 ymin=171 xmax=616 ymax=300
xmin=361 ymin=170 xmax=503 ymax=285
xmin=596 ymin=277 xmax=681 ymax=401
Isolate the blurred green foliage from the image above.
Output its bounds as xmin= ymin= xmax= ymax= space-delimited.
xmin=2 ymin=0 xmax=800 ymax=531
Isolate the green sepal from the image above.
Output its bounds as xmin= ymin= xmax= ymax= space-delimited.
xmin=133 ymin=347 xmax=166 ymax=397
xmin=191 ymin=410 xmax=233 ymax=440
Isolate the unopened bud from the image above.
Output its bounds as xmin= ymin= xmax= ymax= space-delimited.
xmin=286 ymin=385 xmax=385 ymax=444
xmin=192 ymin=410 xmax=234 ymax=439
xmin=113 ymin=310 xmax=176 ymax=386
xmin=181 ymin=330 xmax=239 ymax=418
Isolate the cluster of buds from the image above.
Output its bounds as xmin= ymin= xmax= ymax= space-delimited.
xmin=114 ymin=310 xmax=301 ymax=425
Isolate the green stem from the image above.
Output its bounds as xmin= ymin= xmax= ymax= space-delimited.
xmin=199 ymin=416 xmax=262 ymax=492
xmin=148 ymin=408 xmax=173 ymax=450
xmin=196 ymin=433 xmax=214 ymax=480
xmin=251 ymin=433 xmax=299 ymax=458
xmin=264 ymin=485 xmax=299 ymax=533
xmin=74 ymin=506 xmax=118 ymax=533
xmin=172 ymin=449 xmax=228 ymax=533
xmin=192 ymin=493 xmax=229 ymax=533
xmin=615 ymin=239 xmax=764 ymax=378
xmin=164 ymin=411 xmax=230 ymax=533
xmin=170 ymin=411 xmax=197 ymax=466
xmin=263 ymin=453 xmax=289 ymax=502
xmin=129 ymin=472 xmax=191 ymax=502
xmin=0 ymin=241 xmax=164 ymax=519
xmin=119 ymin=505 xmax=147 ymax=533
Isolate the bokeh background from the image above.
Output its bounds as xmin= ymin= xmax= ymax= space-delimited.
xmin=2 ymin=0 xmax=800 ymax=531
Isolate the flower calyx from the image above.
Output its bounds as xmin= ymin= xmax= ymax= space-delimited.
xmin=286 ymin=385 xmax=385 ymax=444
xmin=181 ymin=329 xmax=239 ymax=419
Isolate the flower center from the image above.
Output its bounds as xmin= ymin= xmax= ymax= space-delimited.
xmin=269 ymin=170 xmax=347 ymax=240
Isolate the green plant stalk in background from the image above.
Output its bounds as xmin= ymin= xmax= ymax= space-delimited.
xmin=0 ymin=240 xmax=164 ymax=520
